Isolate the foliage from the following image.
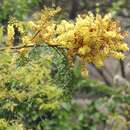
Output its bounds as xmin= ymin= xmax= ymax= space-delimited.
xmin=0 ymin=49 xmax=63 ymax=129
xmin=40 ymin=71 xmax=130 ymax=130
xmin=37 ymin=95 xmax=130 ymax=130
xmin=107 ymin=0 xmax=126 ymax=15
xmin=0 ymin=6 xmax=129 ymax=130
xmin=0 ymin=0 xmax=40 ymax=24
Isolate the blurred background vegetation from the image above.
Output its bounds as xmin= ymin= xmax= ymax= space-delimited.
xmin=0 ymin=0 xmax=130 ymax=130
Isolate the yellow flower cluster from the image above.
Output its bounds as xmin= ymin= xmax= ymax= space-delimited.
xmin=0 ymin=26 xmax=3 ymax=43
xmin=4 ymin=8 xmax=129 ymax=68
xmin=53 ymin=13 xmax=129 ymax=66
xmin=7 ymin=24 xmax=15 ymax=47
xmin=27 ymin=7 xmax=61 ymax=44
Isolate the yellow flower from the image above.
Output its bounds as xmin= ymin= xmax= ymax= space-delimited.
xmin=118 ymin=43 xmax=129 ymax=51
xmin=0 ymin=26 xmax=3 ymax=43
xmin=3 ymin=8 xmax=129 ymax=73
xmin=7 ymin=24 xmax=14 ymax=47
xmin=81 ymin=67 xmax=88 ymax=77
xmin=53 ymin=12 xmax=128 ymax=67
xmin=56 ymin=20 xmax=74 ymax=34
xmin=27 ymin=21 xmax=36 ymax=29
xmin=111 ymin=51 xmax=125 ymax=59
xmin=19 ymin=48 xmax=28 ymax=55
xmin=78 ymin=46 xmax=91 ymax=55
xmin=22 ymin=36 xmax=32 ymax=45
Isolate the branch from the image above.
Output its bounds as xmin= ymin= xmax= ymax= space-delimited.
xmin=0 ymin=43 xmax=63 ymax=51
xmin=91 ymin=64 xmax=112 ymax=86
xmin=119 ymin=59 xmax=126 ymax=78
xmin=96 ymin=68 xmax=112 ymax=86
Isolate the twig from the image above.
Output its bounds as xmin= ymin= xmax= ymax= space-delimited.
xmin=31 ymin=30 xmax=41 ymax=41
xmin=91 ymin=64 xmax=112 ymax=86
xmin=0 ymin=44 xmax=63 ymax=51
xmin=119 ymin=59 xmax=126 ymax=78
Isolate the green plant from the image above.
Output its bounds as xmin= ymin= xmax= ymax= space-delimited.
xmin=0 ymin=6 xmax=129 ymax=130
xmin=0 ymin=0 xmax=40 ymax=24
xmin=0 ymin=48 xmax=63 ymax=130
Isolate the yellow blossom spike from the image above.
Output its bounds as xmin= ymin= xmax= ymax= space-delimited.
xmin=0 ymin=26 xmax=3 ymax=44
xmin=7 ymin=24 xmax=14 ymax=47
xmin=53 ymin=12 xmax=128 ymax=67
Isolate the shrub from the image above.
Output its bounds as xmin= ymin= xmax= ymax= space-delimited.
xmin=0 ymin=7 xmax=129 ymax=130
